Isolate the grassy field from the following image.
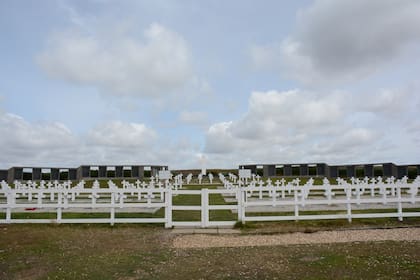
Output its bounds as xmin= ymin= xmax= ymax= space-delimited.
xmin=1 ymin=224 xmax=420 ymax=279
xmin=2 ymin=179 xmax=420 ymax=278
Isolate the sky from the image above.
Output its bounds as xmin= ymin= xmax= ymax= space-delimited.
xmin=1 ymin=0 xmax=420 ymax=169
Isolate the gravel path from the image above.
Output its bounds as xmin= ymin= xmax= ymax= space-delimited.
xmin=173 ymin=228 xmax=420 ymax=248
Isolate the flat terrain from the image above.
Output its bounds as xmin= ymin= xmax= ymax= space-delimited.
xmin=174 ymin=228 xmax=420 ymax=248
xmin=1 ymin=223 xmax=420 ymax=279
xmin=2 ymin=179 xmax=420 ymax=279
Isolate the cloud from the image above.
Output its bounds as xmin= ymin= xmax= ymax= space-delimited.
xmin=0 ymin=110 xmax=204 ymax=169
xmin=205 ymin=121 xmax=235 ymax=154
xmin=83 ymin=121 xmax=160 ymax=164
xmin=37 ymin=23 xmax=193 ymax=97
xmin=178 ymin=111 xmax=208 ymax=127
xmin=87 ymin=121 xmax=157 ymax=148
xmin=358 ymin=87 xmax=416 ymax=116
xmin=204 ymin=89 xmax=351 ymax=156
xmin=217 ymin=89 xmax=346 ymax=144
xmin=0 ymin=84 xmax=418 ymax=169
xmin=0 ymin=111 xmax=160 ymax=167
xmin=310 ymin=128 xmax=378 ymax=156
xmin=0 ymin=113 xmax=76 ymax=149
xmin=203 ymin=88 xmax=419 ymax=166
xmin=251 ymin=0 xmax=420 ymax=85
xmin=0 ymin=113 xmax=80 ymax=167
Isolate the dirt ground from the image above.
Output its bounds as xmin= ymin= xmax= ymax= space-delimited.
xmin=173 ymin=227 xmax=420 ymax=248
xmin=1 ymin=224 xmax=420 ymax=279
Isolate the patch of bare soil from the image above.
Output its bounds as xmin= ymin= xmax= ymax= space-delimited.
xmin=173 ymin=227 xmax=420 ymax=248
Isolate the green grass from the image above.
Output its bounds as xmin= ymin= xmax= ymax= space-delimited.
xmin=0 ymin=224 xmax=419 ymax=279
xmin=2 ymin=182 xmax=420 ymax=278
xmin=171 ymin=184 xmax=236 ymax=221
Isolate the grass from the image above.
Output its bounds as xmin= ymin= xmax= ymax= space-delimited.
xmin=2 ymin=179 xmax=420 ymax=278
xmin=235 ymin=216 xmax=420 ymax=234
xmin=171 ymin=184 xmax=236 ymax=221
xmin=2 ymin=181 xmax=420 ymax=278
xmin=0 ymin=224 xmax=420 ymax=279
xmin=237 ymin=208 xmax=420 ymax=234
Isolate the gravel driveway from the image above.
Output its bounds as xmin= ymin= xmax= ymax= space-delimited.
xmin=173 ymin=227 xmax=420 ymax=248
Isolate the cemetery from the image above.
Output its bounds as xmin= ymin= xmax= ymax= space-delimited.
xmin=1 ymin=167 xmax=420 ymax=279
xmin=2 ymin=163 xmax=420 ymax=279
xmin=1 ymin=163 xmax=419 ymax=227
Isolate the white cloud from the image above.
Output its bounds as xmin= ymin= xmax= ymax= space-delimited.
xmin=0 ymin=113 xmax=76 ymax=149
xmin=358 ymin=87 xmax=416 ymax=116
xmin=37 ymin=23 xmax=193 ymax=97
xmin=87 ymin=121 xmax=157 ymax=148
xmin=251 ymin=0 xmax=420 ymax=85
xmin=0 ymin=113 xmax=79 ymax=167
xmin=0 ymin=111 xmax=203 ymax=169
xmin=178 ymin=111 xmax=208 ymax=126
xmin=205 ymin=121 xmax=235 ymax=154
xmin=0 ymin=111 xmax=160 ymax=167
xmin=221 ymin=89 xmax=346 ymax=144
xmin=203 ymin=88 xmax=419 ymax=167
xmin=310 ymin=128 xmax=378 ymax=156
xmin=1 ymin=85 xmax=418 ymax=169
xmin=205 ymin=89 xmax=350 ymax=156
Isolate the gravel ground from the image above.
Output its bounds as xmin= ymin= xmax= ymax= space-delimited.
xmin=173 ymin=227 xmax=420 ymax=248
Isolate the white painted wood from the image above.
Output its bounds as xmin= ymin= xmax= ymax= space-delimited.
xmin=0 ymin=177 xmax=419 ymax=227
xmin=201 ymin=188 xmax=209 ymax=228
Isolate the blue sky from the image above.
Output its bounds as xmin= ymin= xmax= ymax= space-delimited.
xmin=1 ymin=0 xmax=420 ymax=169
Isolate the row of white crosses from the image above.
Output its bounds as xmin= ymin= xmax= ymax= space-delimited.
xmin=2 ymin=178 xmax=179 ymax=209
xmin=335 ymin=176 xmax=417 ymax=205
xmin=117 ymin=176 xmax=185 ymax=205
xmin=197 ymin=173 xmax=203 ymax=184
xmin=228 ymin=173 xmax=237 ymax=183
xmin=0 ymin=180 xmax=87 ymax=209
xmin=108 ymin=180 xmax=162 ymax=208
xmin=186 ymin=173 xmax=193 ymax=184
xmin=196 ymin=173 xmax=214 ymax=184
xmin=12 ymin=180 xmax=76 ymax=204
xmin=219 ymin=173 xmax=236 ymax=189
xmin=218 ymin=174 xmax=420 ymax=205
xmin=0 ymin=177 xmax=183 ymax=210
xmin=218 ymin=173 xmax=226 ymax=182
xmin=409 ymin=177 xmax=420 ymax=203
xmin=225 ymin=172 xmax=266 ymax=186
xmin=221 ymin=172 xmax=264 ymax=188
xmin=244 ymin=177 xmax=299 ymax=199
xmin=86 ymin=180 xmax=101 ymax=208
xmin=173 ymin=174 xmax=183 ymax=189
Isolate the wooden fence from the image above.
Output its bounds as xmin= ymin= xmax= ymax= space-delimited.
xmin=0 ymin=179 xmax=419 ymax=227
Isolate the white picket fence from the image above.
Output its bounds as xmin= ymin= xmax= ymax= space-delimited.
xmin=1 ymin=178 xmax=419 ymax=228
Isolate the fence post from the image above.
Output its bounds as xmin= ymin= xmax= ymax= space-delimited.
xmin=397 ymin=183 xmax=403 ymax=221
xmin=346 ymin=185 xmax=352 ymax=223
xmin=237 ymin=188 xmax=244 ymax=224
xmin=165 ymin=187 xmax=173 ymax=228
xmin=294 ymin=187 xmax=299 ymax=221
xmin=57 ymin=191 xmax=62 ymax=223
xmin=201 ymin=188 xmax=209 ymax=228
xmin=6 ymin=189 xmax=13 ymax=223
xmin=272 ymin=186 xmax=277 ymax=207
xmin=110 ymin=191 xmax=115 ymax=226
